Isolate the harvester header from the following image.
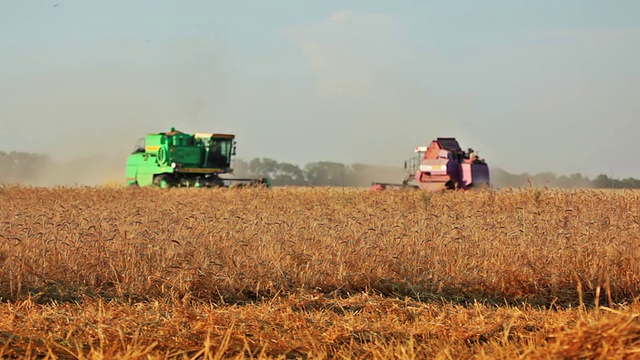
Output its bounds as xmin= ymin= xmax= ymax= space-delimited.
xmin=126 ymin=127 xmax=269 ymax=188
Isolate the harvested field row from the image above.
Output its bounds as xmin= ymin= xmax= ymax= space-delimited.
xmin=1 ymin=293 xmax=640 ymax=359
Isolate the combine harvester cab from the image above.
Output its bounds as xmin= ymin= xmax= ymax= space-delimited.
xmin=126 ymin=127 xmax=270 ymax=188
xmin=371 ymin=137 xmax=490 ymax=192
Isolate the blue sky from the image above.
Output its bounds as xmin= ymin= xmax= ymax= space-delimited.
xmin=2 ymin=1 xmax=639 ymax=179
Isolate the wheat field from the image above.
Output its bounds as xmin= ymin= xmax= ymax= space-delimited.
xmin=1 ymin=185 xmax=640 ymax=358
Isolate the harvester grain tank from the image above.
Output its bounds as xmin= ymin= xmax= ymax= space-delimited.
xmin=371 ymin=137 xmax=490 ymax=191
xmin=126 ymin=128 xmax=270 ymax=188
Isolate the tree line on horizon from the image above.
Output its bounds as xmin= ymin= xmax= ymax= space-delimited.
xmin=234 ymin=158 xmax=640 ymax=189
xmin=1 ymin=150 xmax=640 ymax=189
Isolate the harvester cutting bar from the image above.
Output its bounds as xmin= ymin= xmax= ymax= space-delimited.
xmin=223 ymin=178 xmax=270 ymax=188
xmin=369 ymin=182 xmax=419 ymax=191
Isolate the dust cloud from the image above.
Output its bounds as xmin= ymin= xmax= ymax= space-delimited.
xmin=2 ymin=130 xmax=142 ymax=187
xmin=1 ymin=36 xmax=231 ymax=187
xmin=42 ymin=131 xmax=139 ymax=186
xmin=349 ymin=166 xmax=409 ymax=187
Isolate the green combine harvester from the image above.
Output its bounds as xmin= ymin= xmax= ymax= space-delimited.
xmin=126 ymin=127 xmax=270 ymax=188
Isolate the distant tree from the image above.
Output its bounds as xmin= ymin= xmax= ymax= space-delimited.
xmin=233 ymin=158 xmax=250 ymax=177
xmin=620 ymin=177 xmax=640 ymax=189
xmin=589 ymin=174 xmax=640 ymax=189
xmin=555 ymin=175 xmax=573 ymax=188
xmin=592 ymin=174 xmax=615 ymax=189
xmin=248 ymin=158 xmax=279 ymax=178
xmin=245 ymin=158 xmax=307 ymax=186
xmin=555 ymin=173 xmax=591 ymax=188
xmin=272 ymin=162 xmax=307 ymax=186
xmin=568 ymin=173 xmax=592 ymax=188
xmin=304 ymin=161 xmax=347 ymax=186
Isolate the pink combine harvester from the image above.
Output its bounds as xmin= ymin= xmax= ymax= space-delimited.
xmin=370 ymin=137 xmax=490 ymax=192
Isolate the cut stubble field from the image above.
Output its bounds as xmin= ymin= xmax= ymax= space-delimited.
xmin=1 ymin=186 xmax=640 ymax=358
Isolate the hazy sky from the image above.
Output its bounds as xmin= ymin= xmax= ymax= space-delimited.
xmin=2 ymin=1 xmax=639 ymax=178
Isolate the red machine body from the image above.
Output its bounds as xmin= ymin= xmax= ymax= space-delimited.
xmin=370 ymin=137 xmax=490 ymax=192
xmin=413 ymin=137 xmax=489 ymax=191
